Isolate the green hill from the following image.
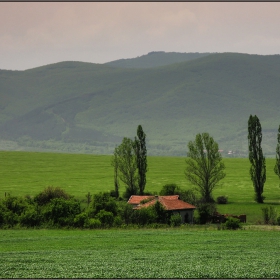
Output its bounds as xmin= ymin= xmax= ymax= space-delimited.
xmin=0 ymin=52 xmax=280 ymax=156
xmin=105 ymin=51 xmax=211 ymax=68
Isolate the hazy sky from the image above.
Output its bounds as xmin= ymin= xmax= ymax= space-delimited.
xmin=1 ymin=2 xmax=280 ymax=70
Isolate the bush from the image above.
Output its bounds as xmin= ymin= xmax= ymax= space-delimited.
xmin=277 ymin=216 xmax=280 ymax=226
xmin=261 ymin=206 xmax=278 ymax=225
xmin=223 ymin=217 xmax=242 ymax=230
xmin=86 ymin=218 xmax=101 ymax=229
xmin=34 ymin=186 xmax=70 ymax=206
xmin=132 ymin=207 xmax=156 ymax=226
xmin=74 ymin=212 xmax=89 ymax=228
xmin=19 ymin=206 xmax=42 ymax=227
xmin=179 ymin=189 xmax=198 ymax=205
xmin=159 ymin=184 xmax=181 ymax=196
xmin=91 ymin=192 xmax=118 ymax=216
xmin=217 ymin=196 xmax=228 ymax=204
xmin=43 ymin=198 xmax=81 ymax=226
xmin=170 ymin=213 xmax=182 ymax=227
xmin=96 ymin=210 xmax=114 ymax=227
xmin=196 ymin=202 xmax=217 ymax=224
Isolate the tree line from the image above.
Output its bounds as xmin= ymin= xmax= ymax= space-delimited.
xmin=1 ymin=117 xmax=279 ymax=229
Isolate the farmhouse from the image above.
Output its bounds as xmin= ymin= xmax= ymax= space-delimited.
xmin=128 ymin=195 xmax=196 ymax=224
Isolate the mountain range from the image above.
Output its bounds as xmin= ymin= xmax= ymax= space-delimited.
xmin=1 ymin=51 xmax=280 ymax=156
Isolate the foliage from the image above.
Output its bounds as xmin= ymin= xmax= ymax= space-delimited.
xmin=91 ymin=192 xmax=118 ymax=216
xmin=34 ymin=186 xmax=70 ymax=206
xmin=113 ymin=137 xmax=139 ymax=197
xmin=217 ymin=195 xmax=228 ymax=204
xmin=96 ymin=210 xmax=114 ymax=227
xmin=223 ymin=217 xmax=242 ymax=230
xmin=185 ymin=133 xmax=226 ymax=203
xmin=19 ymin=206 xmax=42 ymax=227
xmin=170 ymin=213 xmax=182 ymax=227
xmin=42 ymin=198 xmax=81 ymax=226
xmin=274 ymin=124 xmax=280 ymax=184
xmin=248 ymin=115 xmax=266 ymax=203
xmin=196 ymin=201 xmax=217 ymax=224
xmin=134 ymin=125 xmax=148 ymax=195
xmin=261 ymin=206 xmax=278 ymax=225
xmin=159 ymin=183 xmax=181 ymax=195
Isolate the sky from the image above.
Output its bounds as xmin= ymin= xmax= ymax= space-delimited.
xmin=1 ymin=2 xmax=280 ymax=70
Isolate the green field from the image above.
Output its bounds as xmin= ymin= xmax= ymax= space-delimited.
xmin=1 ymin=228 xmax=280 ymax=278
xmin=1 ymin=151 xmax=280 ymax=223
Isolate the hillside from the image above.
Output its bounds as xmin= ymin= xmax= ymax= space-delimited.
xmin=105 ymin=51 xmax=211 ymax=68
xmin=0 ymin=52 xmax=280 ymax=156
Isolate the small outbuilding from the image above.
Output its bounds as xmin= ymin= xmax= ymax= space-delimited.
xmin=128 ymin=195 xmax=196 ymax=224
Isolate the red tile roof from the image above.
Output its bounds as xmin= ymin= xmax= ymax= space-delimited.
xmin=128 ymin=195 xmax=196 ymax=211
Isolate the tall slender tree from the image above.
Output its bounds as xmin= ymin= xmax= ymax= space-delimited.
xmin=274 ymin=125 xmax=280 ymax=184
xmin=111 ymin=148 xmax=120 ymax=198
xmin=248 ymin=115 xmax=266 ymax=203
xmin=185 ymin=132 xmax=226 ymax=203
xmin=134 ymin=125 xmax=148 ymax=195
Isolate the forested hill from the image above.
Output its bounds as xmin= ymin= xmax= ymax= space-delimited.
xmin=0 ymin=52 xmax=280 ymax=156
xmin=104 ymin=51 xmax=211 ymax=68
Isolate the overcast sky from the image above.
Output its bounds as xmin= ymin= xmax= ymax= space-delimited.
xmin=1 ymin=2 xmax=280 ymax=70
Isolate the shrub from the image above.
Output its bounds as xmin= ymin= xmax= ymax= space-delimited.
xmin=261 ymin=206 xmax=278 ymax=225
xmin=86 ymin=218 xmax=101 ymax=229
xmin=159 ymin=184 xmax=181 ymax=196
xmin=91 ymin=192 xmax=118 ymax=216
xmin=113 ymin=216 xmax=123 ymax=227
xmin=118 ymin=202 xmax=134 ymax=225
xmin=34 ymin=186 xmax=70 ymax=206
xmin=196 ymin=202 xmax=217 ymax=224
xmin=96 ymin=210 xmax=114 ymax=227
xmin=74 ymin=212 xmax=89 ymax=228
xmin=19 ymin=206 xmax=42 ymax=227
xmin=132 ymin=207 xmax=156 ymax=225
xmin=217 ymin=196 xmax=228 ymax=204
xmin=43 ymin=198 xmax=81 ymax=226
xmin=223 ymin=217 xmax=242 ymax=230
xmin=170 ymin=213 xmax=182 ymax=227
xmin=277 ymin=216 xmax=280 ymax=226
xmin=179 ymin=189 xmax=198 ymax=205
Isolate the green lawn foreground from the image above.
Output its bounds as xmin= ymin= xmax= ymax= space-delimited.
xmin=0 ymin=228 xmax=280 ymax=278
xmin=1 ymin=151 xmax=280 ymax=223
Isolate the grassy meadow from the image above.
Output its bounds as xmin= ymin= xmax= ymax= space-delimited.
xmin=1 ymin=228 xmax=280 ymax=278
xmin=1 ymin=150 xmax=280 ymax=223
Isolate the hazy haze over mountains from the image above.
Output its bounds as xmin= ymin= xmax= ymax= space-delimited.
xmin=0 ymin=51 xmax=280 ymax=157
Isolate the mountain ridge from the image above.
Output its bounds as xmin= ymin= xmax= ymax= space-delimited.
xmin=1 ymin=52 xmax=279 ymax=156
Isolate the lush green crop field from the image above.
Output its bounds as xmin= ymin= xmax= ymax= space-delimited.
xmin=1 ymin=151 xmax=280 ymax=223
xmin=0 ymin=228 xmax=280 ymax=278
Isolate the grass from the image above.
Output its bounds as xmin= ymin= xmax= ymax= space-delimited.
xmin=1 ymin=228 xmax=280 ymax=278
xmin=1 ymin=151 xmax=280 ymax=223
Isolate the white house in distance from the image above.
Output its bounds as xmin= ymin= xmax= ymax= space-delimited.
xmin=128 ymin=195 xmax=196 ymax=224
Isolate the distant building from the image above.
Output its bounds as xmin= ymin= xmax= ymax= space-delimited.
xmin=128 ymin=195 xmax=196 ymax=224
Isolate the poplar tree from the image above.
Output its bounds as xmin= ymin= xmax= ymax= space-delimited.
xmin=274 ymin=125 xmax=280 ymax=184
xmin=248 ymin=115 xmax=266 ymax=203
xmin=134 ymin=125 xmax=148 ymax=195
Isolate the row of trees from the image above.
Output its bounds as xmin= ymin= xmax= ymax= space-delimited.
xmin=111 ymin=125 xmax=148 ymax=198
xmin=112 ymin=118 xmax=280 ymax=206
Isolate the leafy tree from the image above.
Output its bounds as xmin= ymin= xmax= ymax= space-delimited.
xmin=248 ymin=115 xmax=266 ymax=203
xmin=159 ymin=184 xmax=181 ymax=195
xmin=185 ymin=133 xmax=226 ymax=203
xmin=134 ymin=125 xmax=148 ymax=195
xmin=274 ymin=125 xmax=280 ymax=184
xmin=113 ymin=137 xmax=138 ymax=197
